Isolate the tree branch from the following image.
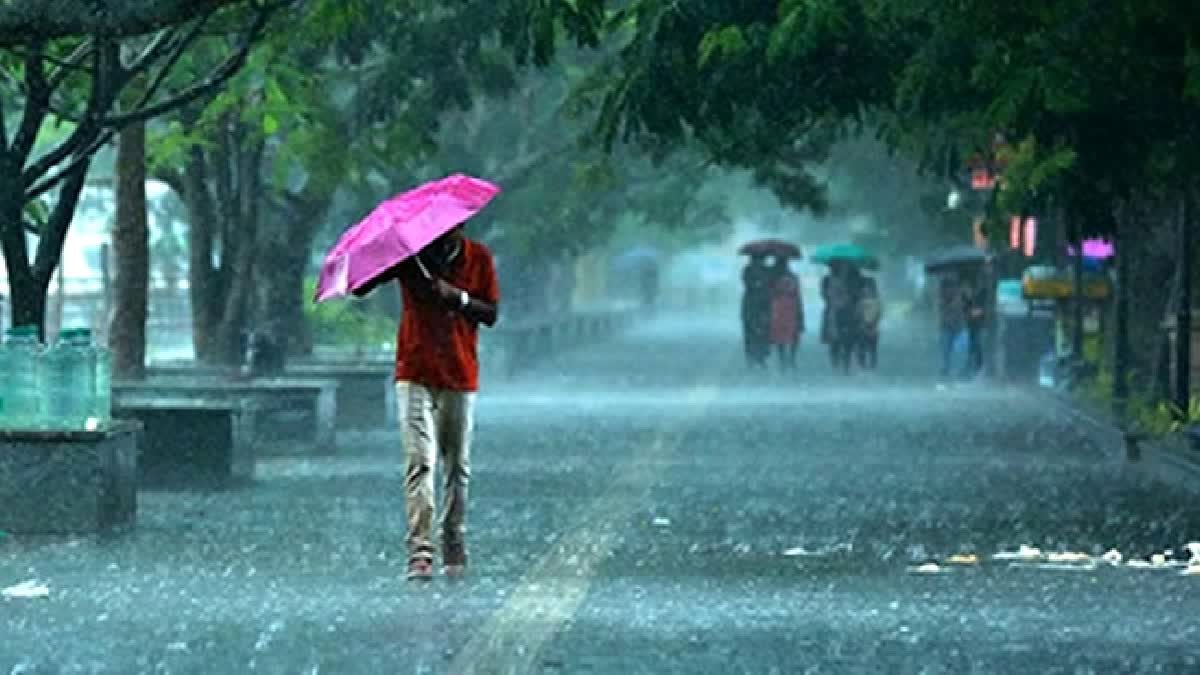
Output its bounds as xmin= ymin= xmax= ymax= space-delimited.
xmin=12 ymin=43 xmax=51 ymax=164
xmin=47 ymin=40 xmax=94 ymax=90
xmin=122 ymin=28 xmax=180 ymax=74
xmin=152 ymin=166 xmax=186 ymax=197
xmin=22 ymin=44 xmax=110 ymax=187
xmin=0 ymin=0 xmax=252 ymax=48
xmin=25 ymin=128 xmax=113 ymax=201
xmin=25 ymin=4 xmax=277 ymax=200
xmin=32 ymin=155 xmax=91 ymax=286
xmin=117 ymin=19 xmax=216 ymax=119
xmin=100 ymin=4 xmax=275 ymax=128
xmin=0 ymin=84 xmax=8 ymax=151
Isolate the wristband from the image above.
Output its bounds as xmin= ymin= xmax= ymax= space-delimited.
xmin=460 ymin=290 xmax=469 ymax=308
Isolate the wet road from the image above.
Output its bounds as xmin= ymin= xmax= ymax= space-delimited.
xmin=3 ymin=311 xmax=1199 ymax=674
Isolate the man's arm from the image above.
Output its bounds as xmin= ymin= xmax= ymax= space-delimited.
xmin=433 ymin=279 xmax=498 ymax=327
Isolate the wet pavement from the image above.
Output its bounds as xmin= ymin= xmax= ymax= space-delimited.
xmin=3 ymin=311 xmax=1199 ymax=674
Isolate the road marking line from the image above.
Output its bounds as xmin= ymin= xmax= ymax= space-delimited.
xmin=449 ymin=383 xmax=721 ymax=675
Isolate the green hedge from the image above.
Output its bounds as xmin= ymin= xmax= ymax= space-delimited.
xmin=303 ymin=278 xmax=395 ymax=348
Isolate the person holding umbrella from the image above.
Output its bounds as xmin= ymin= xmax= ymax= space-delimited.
xmin=812 ymin=243 xmax=878 ymax=374
xmin=315 ymin=174 xmax=501 ymax=581
xmin=923 ymin=247 xmax=991 ymax=378
xmin=739 ymin=239 xmax=802 ymax=370
xmin=740 ymin=253 xmax=772 ymax=368
xmin=856 ymin=275 xmax=882 ymax=370
xmin=768 ymin=255 xmax=805 ymax=370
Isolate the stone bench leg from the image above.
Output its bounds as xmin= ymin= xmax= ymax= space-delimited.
xmin=0 ymin=427 xmax=138 ymax=534
xmin=385 ymin=377 xmax=398 ymax=426
xmin=137 ymin=409 xmax=243 ymax=487
xmin=231 ymin=407 xmax=257 ymax=481
xmin=315 ymin=389 xmax=337 ymax=450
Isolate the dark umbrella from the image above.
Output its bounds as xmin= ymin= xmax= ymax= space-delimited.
xmin=738 ymin=239 xmax=802 ymax=258
xmin=924 ymin=245 xmax=990 ymax=274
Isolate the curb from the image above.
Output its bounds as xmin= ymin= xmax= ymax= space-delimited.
xmin=1036 ymin=386 xmax=1200 ymax=494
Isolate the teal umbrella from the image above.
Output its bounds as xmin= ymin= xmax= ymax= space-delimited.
xmin=811 ymin=242 xmax=880 ymax=270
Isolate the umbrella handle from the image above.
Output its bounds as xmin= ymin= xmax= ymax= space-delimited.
xmin=414 ymin=255 xmax=434 ymax=281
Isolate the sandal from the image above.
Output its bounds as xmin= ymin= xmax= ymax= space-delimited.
xmin=407 ymin=555 xmax=434 ymax=581
xmin=443 ymin=541 xmax=468 ymax=578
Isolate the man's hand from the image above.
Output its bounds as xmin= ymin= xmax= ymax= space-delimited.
xmin=434 ymin=278 xmax=465 ymax=307
xmin=429 ymin=276 xmax=497 ymax=326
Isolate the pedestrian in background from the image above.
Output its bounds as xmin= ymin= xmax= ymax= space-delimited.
xmin=768 ymin=256 xmax=804 ymax=370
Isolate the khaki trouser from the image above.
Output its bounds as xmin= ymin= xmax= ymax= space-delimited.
xmin=397 ymin=381 xmax=475 ymax=561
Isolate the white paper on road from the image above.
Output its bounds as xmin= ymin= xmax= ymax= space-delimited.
xmin=2 ymin=580 xmax=50 ymax=599
xmin=1186 ymin=542 xmax=1200 ymax=562
xmin=992 ymin=545 xmax=1043 ymax=561
xmin=1008 ymin=561 xmax=1099 ymax=572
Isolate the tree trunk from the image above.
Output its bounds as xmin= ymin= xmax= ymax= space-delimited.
xmin=110 ymin=121 xmax=149 ymax=379
xmin=46 ymin=262 xmax=64 ymax=339
xmin=173 ymin=132 xmax=256 ymax=367
xmin=0 ymin=160 xmax=36 ymax=332
xmin=265 ymin=199 xmax=327 ymax=358
xmin=0 ymin=166 xmax=50 ymax=338
xmin=179 ymin=148 xmax=223 ymax=361
xmin=1176 ymin=191 xmax=1193 ymax=415
xmin=1113 ymin=205 xmax=1132 ymax=420
xmin=1068 ymin=215 xmax=1084 ymax=360
xmin=264 ymin=223 xmax=315 ymax=357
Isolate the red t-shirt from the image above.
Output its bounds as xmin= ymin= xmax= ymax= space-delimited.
xmin=393 ymin=239 xmax=499 ymax=391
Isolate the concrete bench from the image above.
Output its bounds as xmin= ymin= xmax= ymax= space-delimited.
xmin=149 ymin=362 xmax=395 ymax=430
xmin=287 ymin=362 xmax=396 ymax=429
xmin=113 ymin=396 xmax=257 ymax=487
xmin=0 ymin=422 xmax=140 ymax=534
xmin=492 ymin=307 xmax=639 ymax=375
xmin=113 ymin=377 xmax=339 ymax=455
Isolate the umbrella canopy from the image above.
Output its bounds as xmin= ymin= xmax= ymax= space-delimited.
xmin=810 ymin=242 xmax=879 ymax=270
xmin=611 ymin=245 xmax=661 ymax=271
xmin=737 ymin=239 xmax=802 ymax=258
xmin=924 ymin=245 xmax=990 ymax=274
xmin=314 ymin=174 xmax=500 ymax=303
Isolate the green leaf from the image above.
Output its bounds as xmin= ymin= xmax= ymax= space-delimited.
xmin=263 ymin=113 xmax=280 ymax=135
xmin=698 ymin=26 xmax=748 ymax=69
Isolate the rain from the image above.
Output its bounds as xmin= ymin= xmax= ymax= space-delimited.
xmin=2 ymin=2 xmax=1200 ymax=674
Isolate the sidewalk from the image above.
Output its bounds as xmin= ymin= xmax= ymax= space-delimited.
xmin=1036 ymin=384 xmax=1200 ymax=494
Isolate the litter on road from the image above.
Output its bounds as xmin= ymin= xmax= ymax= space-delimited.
xmin=2 ymin=580 xmax=50 ymax=599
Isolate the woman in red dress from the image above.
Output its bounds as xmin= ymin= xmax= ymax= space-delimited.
xmin=768 ymin=256 xmax=804 ymax=370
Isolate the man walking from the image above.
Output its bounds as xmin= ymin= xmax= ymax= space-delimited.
xmin=961 ymin=276 xmax=988 ymax=378
xmin=938 ymin=275 xmax=965 ymax=377
xmin=366 ymin=224 xmax=499 ymax=580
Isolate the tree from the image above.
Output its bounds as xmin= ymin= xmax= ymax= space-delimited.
xmin=0 ymin=1 xmax=260 ymax=46
xmin=152 ymin=0 xmax=606 ymax=364
xmin=0 ymin=0 xmax=283 ymax=334
xmin=110 ymin=121 xmax=147 ymax=378
xmin=561 ymin=1 xmax=903 ymax=214
xmin=413 ymin=52 xmax=736 ymax=314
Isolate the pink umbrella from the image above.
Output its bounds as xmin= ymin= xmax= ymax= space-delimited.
xmin=314 ymin=174 xmax=500 ymax=303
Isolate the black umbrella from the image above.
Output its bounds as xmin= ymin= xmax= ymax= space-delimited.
xmin=924 ymin=246 xmax=990 ymax=274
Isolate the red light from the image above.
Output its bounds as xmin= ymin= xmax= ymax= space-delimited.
xmin=972 ymin=168 xmax=995 ymax=190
